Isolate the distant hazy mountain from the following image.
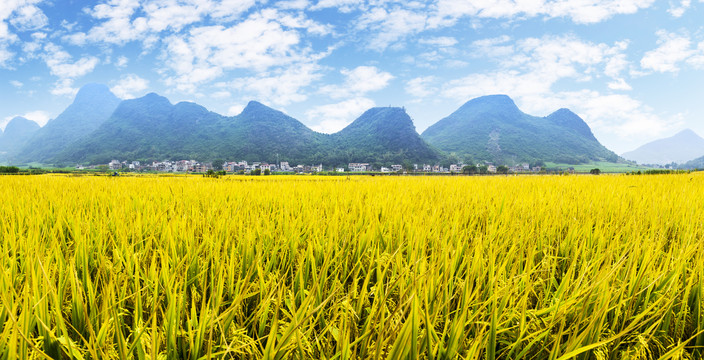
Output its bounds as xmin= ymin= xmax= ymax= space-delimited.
xmin=0 ymin=117 xmax=40 ymax=156
xmin=421 ymin=95 xmax=619 ymax=164
xmin=621 ymin=129 xmax=704 ymax=165
xmin=16 ymin=83 xmax=121 ymax=163
xmin=680 ymin=154 xmax=704 ymax=169
xmin=54 ymin=95 xmax=440 ymax=166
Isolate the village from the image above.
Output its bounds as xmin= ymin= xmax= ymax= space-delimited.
xmin=76 ymin=159 xmax=545 ymax=174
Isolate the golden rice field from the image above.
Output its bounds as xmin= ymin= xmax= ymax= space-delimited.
xmin=1 ymin=173 xmax=703 ymax=359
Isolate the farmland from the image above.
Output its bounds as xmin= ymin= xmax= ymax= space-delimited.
xmin=1 ymin=174 xmax=703 ymax=359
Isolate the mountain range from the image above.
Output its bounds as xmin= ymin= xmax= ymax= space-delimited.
xmin=5 ymin=84 xmax=620 ymax=167
xmin=421 ymin=95 xmax=619 ymax=164
xmin=621 ymin=129 xmax=704 ymax=165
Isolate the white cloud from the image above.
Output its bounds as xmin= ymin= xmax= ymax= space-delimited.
xmin=607 ymin=78 xmax=632 ymax=91
xmin=310 ymin=0 xmax=364 ymax=13
xmin=467 ymin=35 xmax=631 ymax=91
xmin=74 ymin=0 xmax=259 ymax=46
xmin=227 ymin=104 xmax=244 ymax=115
xmin=433 ymin=0 xmax=656 ymax=25
xmin=227 ymin=62 xmax=322 ymax=106
xmin=689 ymin=42 xmax=704 ymax=68
xmin=418 ymin=36 xmax=457 ymax=47
xmin=79 ymin=0 xmax=145 ymax=45
xmin=0 ymin=46 xmax=13 ymax=67
xmin=307 ymin=97 xmax=375 ymax=133
xmin=111 ymin=74 xmax=149 ymax=99
xmin=9 ymin=5 xmax=47 ymax=31
xmin=21 ymin=110 xmax=50 ymax=126
xmin=406 ymin=76 xmax=437 ymax=98
xmin=142 ymin=0 xmax=205 ymax=33
xmin=51 ymin=78 xmax=78 ymax=97
xmin=320 ymin=66 xmax=394 ymax=99
xmin=1 ymin=110 xmax=50 ymax=130
xmin=43 ymin=43 xmax=99 ymax=79
xmin=0 ymin=1 xmax=48 ymax=66
xmin=668 ymin=0 xmax=691 ymax=17
xmin=115 ymin=55 xmax=128 ymax=68
xmin=276 ymin=0 xmax=309 ymax=10
xmin=546 ymin=0 xmax=657 ymax=24
xmin=207 ymin=0 xmax=258 ymax=21
xmin=162 ymin=9 xmax=328 ymax=92
xmin=640 ymin=31 xmax=704 ymax=73
xmin=357 ymin=7 xmax=428 ymax=51
xmin=316 ymin=0 xmax=656 ymax=52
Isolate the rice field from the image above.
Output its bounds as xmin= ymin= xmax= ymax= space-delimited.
xmin=1 ymin=174 xmax=703 ymax=359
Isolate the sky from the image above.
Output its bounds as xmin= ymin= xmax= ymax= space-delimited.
xmin=1 ymin=0 xmax=703 ymax=154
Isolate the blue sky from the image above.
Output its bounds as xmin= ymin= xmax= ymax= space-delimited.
xmin=1 ymin=0 xmax=703 ymax=154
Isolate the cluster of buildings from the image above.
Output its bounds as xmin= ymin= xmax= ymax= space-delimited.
xmin=222 ymin=161 xmax=323 ymax=173
xmin=102 ymin=160 xmax=214 ymax=172
xmin=88 ymin=160 xmax=542 ymax=174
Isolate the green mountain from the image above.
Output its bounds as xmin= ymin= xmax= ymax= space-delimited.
xmin=215 ymin=100 xmax=331 ymax=163
xmin=421 ymin=95 xmax=619 ymax=164
xmin=54 ymin=95 xmax=439 ymax=166
xmin=16 ymin=84 xmax=121 ymax=164
xmin=54 ymin=93 xmax=223 ymax=164
xmin=329 ymin=107 xmax=441 ymax=165
xmin=0 ymin=117 xmax=41 ymax=157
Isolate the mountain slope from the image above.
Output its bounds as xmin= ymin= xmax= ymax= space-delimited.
xmin=421 ymin=95 xmax=619 ymax=164
xmin=329 ymin=107 xmax=441 ymax=164
xmin=55 ymin=93 xmax=228 ymax=164
xmin=621 ymin=129 xmax=704 ymax=165
xmin=16 ymin=84 xmax=121 ymax=163
xmin=0 ymin=117 xmax=40 ymax=156
xmin=54 ymin=95 xmax=441 ymax=166
xmin=55 ymin=97 xmax=332 ymax=164
xmin=215 ymin=101 xmax=332 ymax=163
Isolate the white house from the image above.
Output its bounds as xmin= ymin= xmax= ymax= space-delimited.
xmin=349 ymin=163 xmax=370 ymax=172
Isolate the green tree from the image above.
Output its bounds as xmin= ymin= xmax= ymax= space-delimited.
xmin=462 ymin=165 xmax=477 ymax=175
xmin=590 ymin=168 xmax=601 ymax=175
xmin=0 ymin=166 xmax=20 ymax=174
xmin=497 ymin=165 xmax=509 ymax=174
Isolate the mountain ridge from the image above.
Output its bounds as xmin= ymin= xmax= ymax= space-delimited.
xmin=10 ymin=85 xmax=618 ymax=167
xmin=421 ymin=95 xmax=619 ymax=164
xmin=54 ymin=93 xmax=440 ymax=166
